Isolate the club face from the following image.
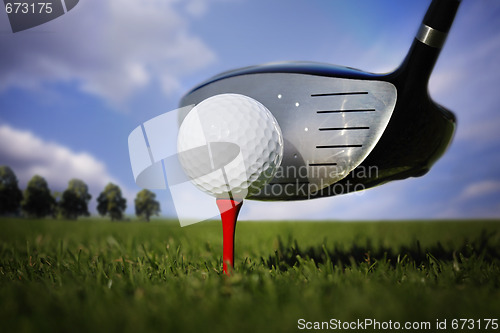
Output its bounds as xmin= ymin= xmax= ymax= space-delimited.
xmin=179 ymin=62 xmax=398 ymax=200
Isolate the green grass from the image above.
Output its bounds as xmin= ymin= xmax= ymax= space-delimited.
xmin=1 ymin=218 xmax=499 ymax=333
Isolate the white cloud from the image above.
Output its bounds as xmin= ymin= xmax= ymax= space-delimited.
xmin=457 ymin=115 xmax=500 ymax=144
xmin=0 ymin=0 xmax=217 ymax=105
xmin=434 ymin=179 xmax=500 ymax=219
xmin=184 ymin=0 xmax=209 ymax=17
xmin=428 ymin=68 xmax=465 ymax=99
xmin=0 ymin=124 xmax=135 ymax=211
xmin=458 ymin=180 xmax=500 ymax=202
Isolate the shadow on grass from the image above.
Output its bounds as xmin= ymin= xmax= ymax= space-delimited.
xmin=263 ymin=229 xmax=500 ymax=271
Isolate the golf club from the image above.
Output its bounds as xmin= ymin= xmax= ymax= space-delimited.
xmin=178 ymin=0 xmax=460 ymax=201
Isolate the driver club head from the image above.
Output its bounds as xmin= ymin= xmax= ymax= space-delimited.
xmin=178 ymin=0 xmax=461 ymax=201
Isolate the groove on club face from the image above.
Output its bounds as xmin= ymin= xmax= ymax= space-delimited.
xmin=316 ymin=145 xmax=363 ymax=149
xmin=319 ymin=127 xmax=370 ymax=131
xmin=311 ymin=92 xmax=368 ymax=97
xmin=317 ymin=109 xmax=376 ymax=114
xmin=309 ymin=163 xmax=338 ymax=167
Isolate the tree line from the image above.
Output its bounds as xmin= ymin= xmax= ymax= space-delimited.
xmin=0 ymin=165 xmax=160 ymax=221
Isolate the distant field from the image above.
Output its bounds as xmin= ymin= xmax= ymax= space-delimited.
xmin=0 ymin=218 xmax=499 ymax=333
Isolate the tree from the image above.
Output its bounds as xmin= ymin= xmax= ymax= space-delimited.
xmin=0 ymin=166 xmax=23 ymax=216
xmin=21 ymin=175 xmax=55 ymax=218
xmin=97 ymin=183 xmax=127 ymax=221
xmin=60 ymin=179 xmax=92 ymax=220
xmin=135 ymin=189 xmax=160 ymax=222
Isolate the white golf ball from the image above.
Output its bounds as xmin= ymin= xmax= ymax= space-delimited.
xmin=177 ymin=93 xmax=283 ymax=199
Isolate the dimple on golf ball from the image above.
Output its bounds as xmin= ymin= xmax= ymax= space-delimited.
xmin=177 ymin=93 xmax=283 ymax=199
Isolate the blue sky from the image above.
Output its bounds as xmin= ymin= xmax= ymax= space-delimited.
xmin=0 ymin=0 xmax=499 ymax=221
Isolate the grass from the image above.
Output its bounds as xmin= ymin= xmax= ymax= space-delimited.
xmin=0 ymin=218 xmax=499 ymax=333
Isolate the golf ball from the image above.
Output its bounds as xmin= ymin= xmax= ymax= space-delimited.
xmin=177 ymin=93 xmax=283 ymax=199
